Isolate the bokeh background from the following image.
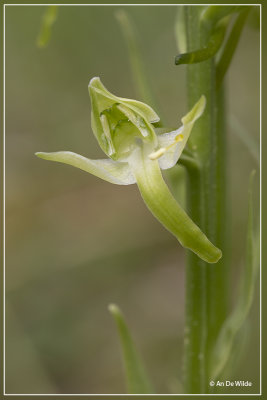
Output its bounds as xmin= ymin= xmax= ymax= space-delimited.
xmin=5 ymin=5 xmax=260 ymax=395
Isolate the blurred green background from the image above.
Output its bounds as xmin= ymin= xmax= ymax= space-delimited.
xmin=5 ymin=5 xmax=260 ymax=394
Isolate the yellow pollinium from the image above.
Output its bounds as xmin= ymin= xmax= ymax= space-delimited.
xmin=149 ymin=134 xmax=184 ymax=160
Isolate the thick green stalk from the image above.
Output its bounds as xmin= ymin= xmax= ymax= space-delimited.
xmin=183 ymin=6 xmax=227 ymax=393
xmin=184 ymin=162 xmax=208 ymax=393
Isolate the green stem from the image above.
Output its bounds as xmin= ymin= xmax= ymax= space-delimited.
xmin=184 ymin=162 xmax=208 ymax=393
xmin=183 ymin=6 xmax=227 ymax=393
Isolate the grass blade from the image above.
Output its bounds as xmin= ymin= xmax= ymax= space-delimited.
xmin=115 ymin=10 xmax=160 ymax=115
xmin=108 ymin=304 xmax=153 ymax=394
xmin=36 ymin=6 xmax=58 ymax=48
xmin=210 ymin=170 xmax=259 ymax=381
xmin=174 ymin=6 xmax=187 ymax=53
xmin=229 ymin=114 xmax=260 ymax=166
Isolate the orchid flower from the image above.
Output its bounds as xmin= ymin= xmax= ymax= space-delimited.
xmin=36 ymin=77 xmax=222 ymax=263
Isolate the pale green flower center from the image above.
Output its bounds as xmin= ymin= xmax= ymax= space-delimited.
xmin=100 ymin=103 xmax=152 ymax=161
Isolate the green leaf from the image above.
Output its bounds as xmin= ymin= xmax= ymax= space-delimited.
xmin=175 ymin=17 xmax=229 ymax=66
xmin=36 ymin=6 xmax=58 ymax=48
xmin=200 ymin=5 xmax=244 ymax=29
xmin=210 ymin=170 xmax=259 ymax=381
xmin=108 ymin=304 xmax=153 ymax=394
xmin=216 ymin=8 xmax=251 ymax=89
xmin=35 ymin=151 xmax=135 ymax=185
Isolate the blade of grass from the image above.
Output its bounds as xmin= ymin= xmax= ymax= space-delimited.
xmin=36 ymin=6 xmax=58 ymax=48
xmin=229 ymin=114 xmax=260 ymax=166
xmin=108 ymin=304 xmax=154 ymax=394
xmin=114 ymin=10 xmax=160 ymax=117
xmin=174 ymin=6 xmax=187 ymax=53
xmin=210 ymin=170 xmax=259 ymax=381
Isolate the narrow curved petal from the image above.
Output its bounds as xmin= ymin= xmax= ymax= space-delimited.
xmin=35 ymin=151 xmax=136 ymax=185
xmin=157 ymin=95 xmax=206 ymax=169
xmin=181 ymin=95 xmax=206 ymax=126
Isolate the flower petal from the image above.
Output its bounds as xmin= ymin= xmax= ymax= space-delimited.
xmin=89 ymin=77 xmax=160 ymax=123
xmin=120 ymin=98 xmax=160 ymax=124
xmin=157 ymin=95 xmax=206 ymax=169
xmin=157 ymin=126 xmax=184 ymax=169
xmin=35 ymin=151 xmax=136 ymax=185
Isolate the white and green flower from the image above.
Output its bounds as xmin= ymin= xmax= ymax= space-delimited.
xmin=36 ymin=77 xmax=222 ymax=263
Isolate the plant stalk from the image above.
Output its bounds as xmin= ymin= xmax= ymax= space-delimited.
xmin=183 ymin=6 xmax=228 ymax=393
